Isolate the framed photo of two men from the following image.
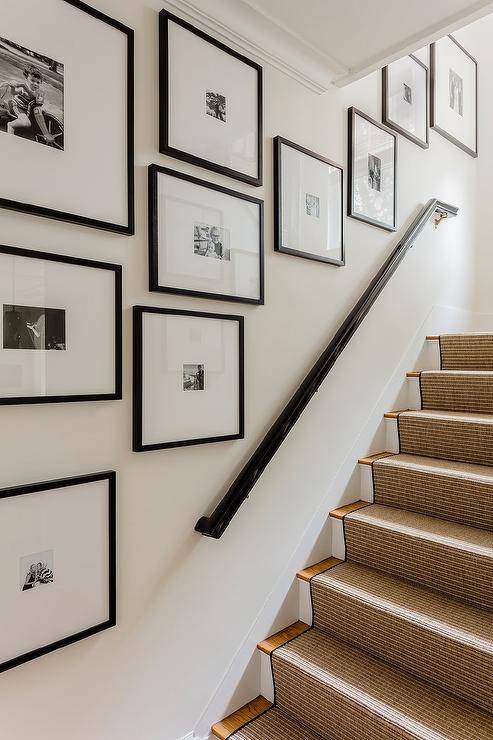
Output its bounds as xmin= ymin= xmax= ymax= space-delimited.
xmin=0 ymin=0 xmax=134 ymax=233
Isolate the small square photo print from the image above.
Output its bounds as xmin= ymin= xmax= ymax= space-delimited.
xmin=3 ymin=304 xmax=66 ymax=350
xmin=194 ymin=222 xmax=231 ymax=261
xmin=205 ymin=90 xmax=226 ymax=122
xmin=305 ymin=193 xmax=320 ymax=218
xmin=403 ymin=82 xmax=412 ymax=104
xmin=20 ymin=549 xmax=54 ymax=592
xmin=0 ymin=36 xmax=64 ymax=150
xmin=449 ymin=68 xmax=463 ymax=116
xmin=183 ymin=363 xmax=205 ymax=391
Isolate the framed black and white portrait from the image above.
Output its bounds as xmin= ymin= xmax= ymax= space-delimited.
xmin=148 ymin=165 xmax=264 ymax=304
xmin=159 ymin=10 xmax=263 ymax=187
xmin=431 ymin=35 xmax=477 ymax=157
xmin=0 ymin=471 xmax=116 ymax=674
xmin=348 ymin=107 xmax=397 ymax=231
xmin=0 ymin=244 xmax=122 ymax=405
xmin=274 ymin=137 xmax=344 ymax=266
xmin=133 ymin=306 xmax=244 ymax=452
xmin=0 ymin=0 xmax=134 ymax=233
xmin=382 ymin=55 xmax=428 ymax=148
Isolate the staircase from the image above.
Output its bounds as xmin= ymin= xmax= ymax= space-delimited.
xmin=212 ymin=333 xmax=493 ymax=739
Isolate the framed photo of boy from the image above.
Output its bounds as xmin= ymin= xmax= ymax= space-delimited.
xmin=430 ymin=35 xmax=478 ymax=158
xmin=348 ymin=107 xmax=398 ymax=231
xmin=382 ymin=55 xmax=429 ymax=149
xmin=0 ymin=243 xmax=122 ymax=405
xmin=148 ymin=165 xmax=264 ymax=305
xmin=133 ymin=306 xmax=244 ymax=452
xmin=274 ymin=137 xmax=344 ymax=266
xmin=159 ymin=10 xmax=263 ymax=187
xmin=0 ymin=0 xmax=134 ymax=234
xmin=0 ymin=471 xmax=116 ymax=674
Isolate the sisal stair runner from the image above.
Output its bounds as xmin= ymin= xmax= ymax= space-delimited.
xmin=222 ymin=333 xmax=493 ymax=740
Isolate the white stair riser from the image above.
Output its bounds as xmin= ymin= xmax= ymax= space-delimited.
xmin=260 ymin=651 xmax=275 ymax=702
xmin=386 ymin=417 xmax=399 ymax=453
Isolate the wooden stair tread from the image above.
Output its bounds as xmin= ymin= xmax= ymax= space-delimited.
xmin=406 ymin=371 xmax=421 ymax=378
xmin=297 ymin=557 xmax=343 ymax=582
xmin=426 ymin=335 xmax=440 ymax=341
xmin=358 ymin=452 xmax=394 ymax=465
xmin=330 ymin=501 xmax=371 ymax=519
xmin=258 ymin=621 xmax=310 ymax=655
xmin=212 ymin=696 xmax=272 ymax=739
xmin=384 ymin=409 xmax=410 ymax=419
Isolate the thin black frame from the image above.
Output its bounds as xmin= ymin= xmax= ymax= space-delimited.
xmin=273 ymin=136 xmax=345 ymax=266
xmin=159 ymin=9 xmax=263 ymax=187
xmin=430 ymin=34 xmax=478 ymax=158
xmin=0 ymin=0 xmax=135 ymax=234
xmin=0 ymin=243 xmax=122 ymax=405
xmin=382 ymin=54 xmax=429 ymax=149
xmin=148 ymin=164 xmax=264 ymax=304
xmin=347 ymin=107 xmax=398 ymax=232
xmin=133 ymin=306 xmax=245 ymax=452
xmin=0 ymin=470 xmax=116 ymax=674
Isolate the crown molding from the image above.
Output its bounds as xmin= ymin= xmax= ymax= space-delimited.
xmin=163 ymin=0 xmax=344 ymax=94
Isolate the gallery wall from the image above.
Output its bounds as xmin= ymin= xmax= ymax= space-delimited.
xmin=0 ymin=2 xmax=490 ymax=740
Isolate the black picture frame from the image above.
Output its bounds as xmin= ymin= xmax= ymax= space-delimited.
xmin=0 ymin=243 xmax=122 ymax=405
xmin=347 ymin=107 xmax=398 ymax=232
xmin=159 ymin=9 xmax=263 ymax=187
xmin=133 ymin=306 xmax=245 ymax=452
xmin=273 ymin=136 xmax=345 ymax=266
xmin=0 ymin=470 xmax=116 ymax=674
xmin=430 ymin=35 xmax=478 ymax=158
xmin=148 ymin=164 xmax=264 ymax=304
xmin=382 ymin=54 xmax=429 ymax=149
xmin=0 ymin=0 xmax=135 ymax=234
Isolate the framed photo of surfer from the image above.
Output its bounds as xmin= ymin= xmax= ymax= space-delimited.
xmin=0 ymin=0 xmax=134 ymax=233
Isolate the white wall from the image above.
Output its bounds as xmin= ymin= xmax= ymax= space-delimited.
xmin=0 ymin=3 xmax=489 ymax=740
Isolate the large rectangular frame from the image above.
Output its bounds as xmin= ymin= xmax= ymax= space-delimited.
xmin=133 ymin=305 xmax=245 ymax=452
xmin=0 ymin=243 xmax=122 ymax=405
xmin=159 ymin=9 xmax=263 ymax=187
xmin=148 ymin=164 xmax=264 ymax=304
xmin=0 ymin=470 xmax=116 ymax=674
xmin=0 ymin=0 xmax=135 ymax=234
xmin=382 ymin=54 xmax=429 ymax=149
xmin=273 ymin=136 xmax=345 ymax=266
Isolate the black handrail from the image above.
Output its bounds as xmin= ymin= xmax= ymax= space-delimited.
xmin=196 ymin=199 xmax=458 ymax=539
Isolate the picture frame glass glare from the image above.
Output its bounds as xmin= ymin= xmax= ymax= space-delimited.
xmin=351 ymin=111 xmax=396 ymax=230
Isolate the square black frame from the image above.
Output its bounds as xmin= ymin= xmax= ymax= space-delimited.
xmin=430 ymin=35 xmax=478 ymax=158
xmin=273 ymin=136 xmax=345 ymax=266
xmin=159 ymin=9 xmax=263 ymax=187
xmin=0 ymin=0 xmax=135 ymax=234
xmin=382 ymin=54 xmax=429 ymax=149
xmin=0 ymin=470 xmax=116 ymax=675
xmin=148 ymin=164 xmax=264 ymax=304
xmin=133 ymin=306 xmax=245 ymax=452
xmin=347 ymin=107 xmax=398 ymax=232
xmin=0 ymin=243 xmax=122 ymax=405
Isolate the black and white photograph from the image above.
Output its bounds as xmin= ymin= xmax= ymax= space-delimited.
xmin=0 ymin=471 xmax=116 ymax=674
xmin=0 ymin=244 xmax=122 ymax=405
xmin=305 ymin=193 xmax=320 ymax=218
xmin=348 ymin=107 xmax=397 ymax=231
xmin=194 ymin=223 xmax=231 ymax=260
xmin=0 ymin=0 xmax=134 ymax=233
xmin=274 ymin=137 xmax=344 ymax=266
xmin=133 ymin=306 xmax=244 ymax=451
xmin=382 ymin=55 xmax=428 ymax=149
xmin=368 ymin=154 xmax=381 ymax=192
xmin=160 ymin=10 xmax=263 ymax=186
xmin=3 ymin=304 xmax=66 ymax=350
xmin=449 ymin=68 xmax=463 ymax=116
xmin=149 ymin=165 xmax=264 ymax=304
xmin=20 ymin=550 xmax=54 ymax=591
xmin=403 ymin=82 xmax=413 ymax=104
xmin=206 ymin=90 xmax=226 ymax=122
xmin=0 ymin=37 xmax=64 ymax=150
xmin=431 ymin=35 xmax=477 ymax=157
xmin=183 ymin=363 xmax=205 ymax=391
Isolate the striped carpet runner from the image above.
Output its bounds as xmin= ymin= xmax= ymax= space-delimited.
xmin=229 ymin=333 xmax=493 ymax=739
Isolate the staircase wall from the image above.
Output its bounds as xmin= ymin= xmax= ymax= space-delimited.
xmin=0 ymin=3 xmax=489 ymax=740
